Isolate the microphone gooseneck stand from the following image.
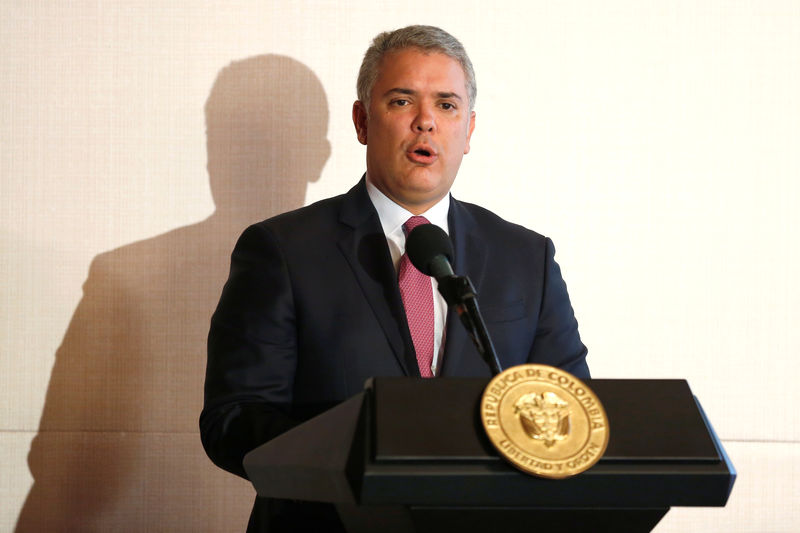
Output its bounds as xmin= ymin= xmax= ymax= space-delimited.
xmin=437 ymin=275 xmax=503 ymax=376
xmin=405 ymin=223 xmax=503 ymax=376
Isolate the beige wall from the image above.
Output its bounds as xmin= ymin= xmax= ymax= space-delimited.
xmin=2 ymin=1 xmax=798 ymax=531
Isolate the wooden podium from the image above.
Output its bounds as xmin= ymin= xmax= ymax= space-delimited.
xmin=244 ymin=377 xmax=736 ymax=532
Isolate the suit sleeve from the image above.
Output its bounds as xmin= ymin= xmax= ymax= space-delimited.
xmin=200 ymin=223 xmax=299 ymax=479
xmin=528 ymin=237 xmax=590 ymax=378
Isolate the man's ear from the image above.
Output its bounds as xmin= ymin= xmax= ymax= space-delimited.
xmin=352 ymin=101 xmax=368 ymax=145
xmin=464 ymin=110 xmax=476 ymax=154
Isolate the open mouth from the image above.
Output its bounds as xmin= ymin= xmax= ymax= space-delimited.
xmin=407 ymin=147 xmax=437 ymax=165
xmin=407 ymin=143 xmax=437 ymax=164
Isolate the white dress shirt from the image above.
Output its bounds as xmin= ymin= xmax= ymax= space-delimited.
xmin=365 ymin=180 xmax=450 ymax=376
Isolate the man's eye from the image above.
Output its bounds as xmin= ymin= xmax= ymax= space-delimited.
xmin=392 ymin=99 xmax=409 ymax=106
xmin=441 ymin=102 xmax=455 ymax=110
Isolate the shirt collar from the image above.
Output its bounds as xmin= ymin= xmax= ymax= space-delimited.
xmin=365 ymin=179 xmax=450 ymax=237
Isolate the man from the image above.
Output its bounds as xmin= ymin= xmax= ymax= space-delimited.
xmin=201 ymin=25 xmax=588 ymax=531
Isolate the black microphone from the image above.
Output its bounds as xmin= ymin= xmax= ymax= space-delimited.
xmin=405 ymin=223 xmax=503 ymax=375
xmin=405 ymin=223 xmax=455 ymax=280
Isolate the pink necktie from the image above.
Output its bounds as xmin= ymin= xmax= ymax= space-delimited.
xmin=398 ymin=216 xmax=435 ymax=378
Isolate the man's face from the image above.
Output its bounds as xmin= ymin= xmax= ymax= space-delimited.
xmin=353 ymin=48 xmax=476 ymax=214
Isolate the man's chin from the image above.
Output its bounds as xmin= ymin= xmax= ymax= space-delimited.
xmin=396 ymin=187 xmax=451 ymax=214
xmin=403 ymin=167 xmax=451 ymax=189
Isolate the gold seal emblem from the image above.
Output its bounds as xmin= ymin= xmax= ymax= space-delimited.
xmin=480 ymin=364 xmax=609 ymax=478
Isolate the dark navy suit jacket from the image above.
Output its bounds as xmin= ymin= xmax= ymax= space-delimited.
xmin=200 ymin=178 xmax=588 ymax=530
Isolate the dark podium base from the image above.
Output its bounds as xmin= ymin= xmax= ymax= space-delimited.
xmin=336 ymin=504 xmax=668 ymax=533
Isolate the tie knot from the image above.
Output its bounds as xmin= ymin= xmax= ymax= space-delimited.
xmin=403 ymin=215 xmax=430 ymax=235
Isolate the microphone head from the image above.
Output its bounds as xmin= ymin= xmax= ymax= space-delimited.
xmin=406 ymin=224 xmax=454 ymax=276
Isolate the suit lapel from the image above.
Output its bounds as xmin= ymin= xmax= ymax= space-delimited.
xmin=441 ymin=198 xmax=488 ymax=376
xmin=336 ymin=178 xmax=416 ymax=376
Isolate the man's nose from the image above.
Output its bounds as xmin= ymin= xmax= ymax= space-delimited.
xmin=412 ymin=106 xmax=435 ymax=132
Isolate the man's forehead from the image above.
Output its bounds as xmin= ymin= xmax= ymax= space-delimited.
xmin=374 ymin=47 xmax=468 ymax=93
xmin=379 ymin=47 xmax=459 ymax=69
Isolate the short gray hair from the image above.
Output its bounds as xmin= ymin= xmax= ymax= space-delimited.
xmin=356 ymin=25 xmax=477 ymax=111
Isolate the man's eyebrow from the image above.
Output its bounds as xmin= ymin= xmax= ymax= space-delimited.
xmin=383 ymin=88 xmax=463 ymax=100
xmin=383 ymin=88 xmax=416 ymax=98
xmin=435 ymin=91 xmax=463 ymax=101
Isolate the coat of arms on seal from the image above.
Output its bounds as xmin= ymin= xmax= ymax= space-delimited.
xmin=514 ymin=391 xmax=571 ymax=448
xmin=480 ymin=364 xmax=609 ymax=478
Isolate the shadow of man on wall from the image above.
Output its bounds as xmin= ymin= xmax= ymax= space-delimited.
xmin=16 ymin=55 xmax=330 ymax=532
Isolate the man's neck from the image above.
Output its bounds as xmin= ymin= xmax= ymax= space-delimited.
xmin=365 ymin=179 xmax=450 ymax=238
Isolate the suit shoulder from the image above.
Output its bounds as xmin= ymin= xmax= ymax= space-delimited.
xmin=258 ymin=193 xmax=344 ymax=230
xmin=226 ymin=194 xmax=342 ymax=256
xmin=455 ymin=199 xmax=548 ymax=247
